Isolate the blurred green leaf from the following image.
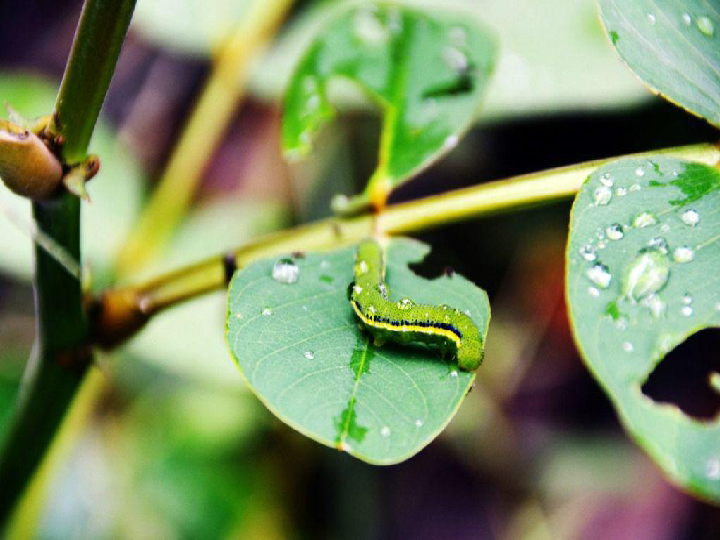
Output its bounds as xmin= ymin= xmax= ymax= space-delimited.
xmin=0 ymin=73 xmax=143 ymax=288
xmin=599 ymin=0 xmax=720 ymax=126
xmin=226 ymin=238 xmax=490 ymax=464
xmin=132 ymin=0 xmax=257 ymax=54
xmin=281 ymin=3 xmax=496 ymax=213
xmin=567 ymin=156 xmax=720 ymax=501
xmin=125 ymin=199 xmax=288 ymax=387
xmin=252 ymin=0 xmax=647 ymax=117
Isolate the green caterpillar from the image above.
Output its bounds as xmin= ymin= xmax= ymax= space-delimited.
xmin=349 ymin=238 xmax=483 ymax=371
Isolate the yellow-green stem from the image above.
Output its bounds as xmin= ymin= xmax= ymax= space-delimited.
xmin=94 ymin=142 xmax=720 ymax=347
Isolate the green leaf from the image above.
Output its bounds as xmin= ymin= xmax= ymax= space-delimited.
xmin=226 ymin=238 xmax=490 ymax=464
xmin=566 ymin=156 xmax=720 ymax=501
xmin=599 ymin=0 xmax=720 ymax=126
xmin=252 ymin=0 xmax=648 ymax=117
xmin=0 ymin=73 xmax=143 ymax=288
xmin=281 ymin=3 xmax=496 ymax=213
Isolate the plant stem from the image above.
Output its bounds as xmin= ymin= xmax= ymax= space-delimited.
xmin=115 ymin=0 xmax=293 ymax=276
xmin=93 ymin=142 xmax=720 ymax=347
xmin=0 ymin=0 xmax=136 ymax=524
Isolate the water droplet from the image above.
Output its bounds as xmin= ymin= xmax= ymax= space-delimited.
xmin=443 ymin=134 xmax=459 ymax=151
xmin=415 ymin=419 xmax=424 ymax=427
xmin=643 ymin=295 xmax=666 ymax=318
xmin=629 ymin=183 xmax=641 ymax=192
xmin=606 ymin=224 xmax=624 ymax=240
xmin=635 ymin=167 xmax=645 ymax=177
xmin=683 ymin=294 xmax=693 ymax=304
xmin=450 ymin=370 xmax=458 ymax=378
xmin=681 ymin=209 xmax=699 ymax=226
xmin=357 ymin=260 xmax=369 ymax=274
xmin=660 ymin=223 xmax=670 ymax=233
xmin=272 ymin=258 xmax=299 ymax=284
xmin=305 ymin=94 xmax=320 ymax=113
xmin=647 ymin=12 xmax=656 ymax=25
xmin=320 ymin=260 xmax=330 ymax=268
xmin=262 ymin=307 xmax=273 ymax=316
xmin=353 ymin=284 xmax=363 ymax=295
xmin=683 ymin=13 xmax=692 ymax=26
xmin=588 ymin=287 xmax=600 ymax=297
xmin=580 ymin=244 xmax=597 ymax=261
xmin=464 ymin=309 xmax=471 ymax=316
xmin=354 ymin=8 xmax=389 ymax=44
xmin=623 ymin=249 xmax=670 ymax=301
xmin=304 ymin=350 xmax=315 ymax=360
xmin=697 ymin=16 xmax=715 ymax=36
xmin=648 ymin=237 xmax=669 ymax=254
xmin=623 ymin=341 xmax=634 ymax=352
xmin=616 ymin=187 xmax=627 ymax=196
xmin=673 ymin=246 xmax=694 ymax=263
xmin=368 ymin=305 xmax=377 ymax=314
xmin=587 ymin=263 xmax=612 ymax=289
xmin=593 ymin=185 xmax=612 ymax=206
xmin=681 ymin=305 xmax=693 ymax=317
xmin=397 ymin=298 xmax=413 ymax=309
xmin=442 ymin=46 xmax=468 ymax=72
xmin=302 ymin=305 xmax=308 ymax=311
xmin=707 ymin=457 xmax=720 ymax=480
xmin=378 ymin=282 xmax=389 ymax=297
xmin=600 ymin=172 xmax=614 ymax=187
xmin=380 ymin=426 xmax=391 ymax=437
xmin=633 ymin=212 xmax=657 ymax=228
xmin=302 ymin=76 xmax=318 ymax=93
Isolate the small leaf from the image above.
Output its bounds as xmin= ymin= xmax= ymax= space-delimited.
xmin=226 ymin=238 xmax=490 ymax=464
xmin=282 ymin=3 xmax=496 ymax=213
xmin=599 ymin=0 xmax=720 ymax=126
xmin=567 ymin=156 xmax=720 ymax=501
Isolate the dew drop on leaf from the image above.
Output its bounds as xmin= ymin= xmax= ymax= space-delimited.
xmin=622 ymin=249 xmax=670 ymax=301
xmin=580 ymin=244 xmax=597 ymax=261
xmin=623 ymin=341 xmax=634 ymax=352
xmin=648 ymin=237 xmax=669 ymax=254
xmin=586 ymin=263 xmax=612 ymax=289
xmin=593 ymin=185 xmax=612 ymax=205
xmin=633 ymin=211 xmax=657 ymax=228
xmin=646 ymin=12 xmax=656 ymax=25
xmin=272 ymin=258 xmax=300 ymax=284
xmin=600 ymin=172 xmax=614 ymax=187
xmin=682 ymin=13 xmax=692 ymax=26
xmin=442 ymin=46 xmax=468 ymax=72
xmin=635 ymin=167 xmax=645 ymax=177
xmin=380 ymin=426 xmax=391 ymax=438
xmin=304 ymin=350 xmax=315 ymax=360
xmin=681 ymin=305 xmax=693 ymax=317
xmin=673 ymin=246 xmax=695 ymax=263
xmin=681 ymin=209 xmax=699 ymax=226
xmin=697 ymin=16 xmax=715 ymax=37
xmin=262 ymin=307 xmax=273 ymax=316
xmin=606 ymin=224 xmax=624 ymax=240
xmin=707 ymin=457 xmax=720 ymax=480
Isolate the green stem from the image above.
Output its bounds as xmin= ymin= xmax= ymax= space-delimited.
xmin=93 ymin=142 xmax=720 ymax=347
xmin=0 ymin=0 xmax=136 ymax=524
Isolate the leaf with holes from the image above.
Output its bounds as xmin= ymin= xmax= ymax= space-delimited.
xmin=226 ymin=238 xmax=490 ymax=464
xmin=599 ymin=0 xmax=720 ymax=126
xmin=567 ymin=156 xmax=720 ymax=501
xmin=282 ymin=3 xmax=496 ymax=214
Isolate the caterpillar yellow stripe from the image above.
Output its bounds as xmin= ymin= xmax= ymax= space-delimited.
xmin=349 ymin=238 xmax=483 ymax=371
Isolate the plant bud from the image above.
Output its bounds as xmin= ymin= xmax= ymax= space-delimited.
xmin=0 ymin=120 xmax=63 ymax=199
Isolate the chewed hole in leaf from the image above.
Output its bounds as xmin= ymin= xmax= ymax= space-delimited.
xmin=641 ymin=329 xmax=720 ymax=420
